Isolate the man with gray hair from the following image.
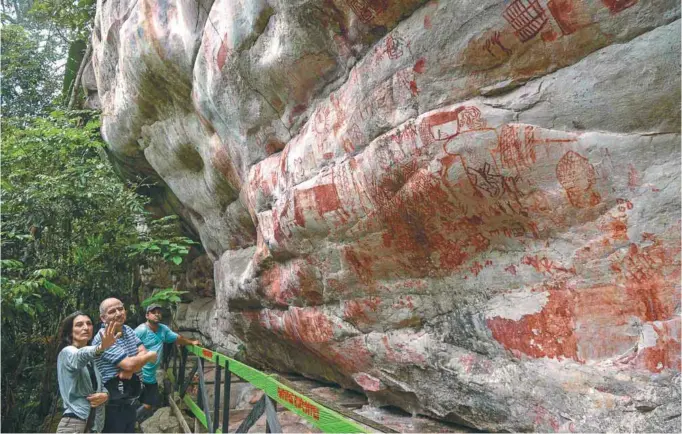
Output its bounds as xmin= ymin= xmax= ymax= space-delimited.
xmin=92 ymin=298 xmax=157 ymax=432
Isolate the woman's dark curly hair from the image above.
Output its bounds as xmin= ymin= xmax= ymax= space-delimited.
xmin=57 ymin=311 xmax=93 ymax=353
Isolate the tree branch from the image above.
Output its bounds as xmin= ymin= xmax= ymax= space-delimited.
xmin=52 ymin=25 xmax=70 ymax=45
xmin=67 ymin=40 xmax=92 ymax=110
xmin=11 ymin=0 xmax=21 ymax=22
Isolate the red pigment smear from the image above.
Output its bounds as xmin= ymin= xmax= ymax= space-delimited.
xmin=343 ymin=297 xmax=381 ymax=326
xmin=354 ymin=373 xmax=382 ymax=391
xmin=256 ymin=308 xmax=333 ymax=343
xmin=325 ymin=336 xmax=373 ymax=373
xmin=262 ymin=266 xmax=288 ymax=306
xmin=294 ymin=184 xmax=343 ymax=226
xmin=487 ymin=288 xmax=580 ymax=361
xmin=284 ymin=308 xmax=333 ymax=343
xmin=619 ymin=241 xmax=679 ymax=322
xmin=541 ymin=29 xmax=558 ymax=42
xmin=217 ymin=37 xmax=229 ymax=70
xmin=602 ymin=0 xmax=638 ymax=14
xmin=409 ymin=80 xmax=419 ymax=96
xmin=572 ymin=236 xmax=680 ymax=364
xmin=342 ymin=247 xmax=375 ymax=285
xmin=380 ymin=335 xmax=427 ymax=366
xmin=634 ymin=318 xmax=681 ymax=372
xmin=413 ymin=58 xmax=426 ymax=73
xmin=547 ymin=0 xmax=583 ymax=35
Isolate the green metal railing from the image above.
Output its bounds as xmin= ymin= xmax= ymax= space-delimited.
xmin=165 ymin=344 xmax=372 ymax=433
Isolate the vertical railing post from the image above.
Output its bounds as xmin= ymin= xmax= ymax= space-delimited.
xmin=171 ymin=344 xmax=177 ymax=385
xmin=177 ymin=346 xmax=187 ymax=392
xmin=213 ymin=363 xmax=222 ymax=432
xmin=197 ymin=359 xmax=203 ymax=409
xmin=197 ymin=356 xmax=213 ymax=433
xmin=222 ymin=360 xmax=231 ymax=433
xmin=265 ymin=397 xmax=279 ymax=433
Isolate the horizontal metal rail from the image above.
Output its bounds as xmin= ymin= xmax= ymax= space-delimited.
xmin=167 ymin=345 xmax=371 ymax=433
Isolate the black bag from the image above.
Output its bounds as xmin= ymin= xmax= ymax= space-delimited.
xmin=84 ymin=362 xmax=98 ymax=432
xmin=103 ymin=374 xmax=142 ymax=404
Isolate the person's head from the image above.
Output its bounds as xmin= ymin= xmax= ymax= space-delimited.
xmin=99 ymin=298 xmax=126 ymax=328
xmin=58 ymin=311 xmax=94 ymax=351
xmin=145 ymin=304 xmax=163 ymax=325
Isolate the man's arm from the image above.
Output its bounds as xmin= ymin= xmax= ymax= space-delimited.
xmin=175 ymin=335 xmax=200 ymax=347
xmin=136 ymin=343 xmax=149 ymax=357
xmin=117 ymin=346 xmax=157 ymax=372
xmin=161 ymin=325 xmax=199 ymax=347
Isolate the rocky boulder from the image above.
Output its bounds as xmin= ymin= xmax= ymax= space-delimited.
xmin=88 ymin=0 xmax=681 ymax=431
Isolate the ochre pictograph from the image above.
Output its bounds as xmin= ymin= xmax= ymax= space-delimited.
xmin=556 ymin=151 xmax=601 ymax=208
xmin=503 ymin=0 xmax=549 ymax=42
xmin=345 ymin=0 xmax=389 ymax=24
xmin=547 ymin=0 xmax=583 ymax=35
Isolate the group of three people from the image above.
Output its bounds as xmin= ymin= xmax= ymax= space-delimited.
xmin=56 ymin=297 xmax=199 ymax=433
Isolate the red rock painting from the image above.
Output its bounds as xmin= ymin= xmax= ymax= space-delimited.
xmin=353 ymin=373 xmax=383 ymax=391
xmin=343 ymin=296 xmax=381 ymax=326
xmin=89 ymin=0 xmax=682 ymax=430
xmin=556 ymin=151 xmax=601 ymax=208
xmin=256 ymin=308 xmax=334 ymax=343
xmin=492 ymin=234 xmax=679 ymax=366
xmin=418 ymin=106 xmax=486 ymax=146
xmin=484 ymin=31 xmax=512 ymax=57
xmin=216 ymin=36 xmax=231 ymax=70
xmin=618 ymin=241 xmax=679 ymax=322
xmin=602 ymin=0 xmax=638 ymax=14
xmin=413 ymin=57 xmax=426 ymax=73
xmin=503 ymin=0 xmax=549 ymax=43
xmin=633 ymin=318 xmax=681 ymax=373
xmin=385 ymin=34 xmax=406 ymax=59
xmin=380 ymin=334 xmax=427 ymax=366
xmin=547 ymin=0 xmax=583 ymax=35
xmin=262 ymin=261 xmax=323 ymax=306
xmin=323 ymin=336 xmax=373 ymax=373
xmin=345 ymin=0 xmax=389 ymax=24
xmin=487 ymin=288 xmax=580 ymax=361
xmin=293 ymin=184 xmax=345 ymax=227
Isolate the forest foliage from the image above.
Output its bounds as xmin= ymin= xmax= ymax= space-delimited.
xmin=1 ymin=1 xmax=198 ymax=431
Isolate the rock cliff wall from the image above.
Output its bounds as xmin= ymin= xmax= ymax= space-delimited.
xmin=89 ymin=0 xmax=681 ymax=431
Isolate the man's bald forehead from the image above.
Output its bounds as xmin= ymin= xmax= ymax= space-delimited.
xmin=100 ymin=297 xmax=122 ymax=315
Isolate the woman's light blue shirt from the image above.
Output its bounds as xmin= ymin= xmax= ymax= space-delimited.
xmin=56 ymin=345 xmax=107 ymax=432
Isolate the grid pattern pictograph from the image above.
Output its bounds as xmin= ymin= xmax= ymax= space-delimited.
xmin=503 ymin=0 xmax=549 ymax=42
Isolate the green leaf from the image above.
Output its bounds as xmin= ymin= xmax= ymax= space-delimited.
xmin=43 ymin=280 xmax=66 ymax=297
xmin=171 ymin=256 xmax=182 ymax=265
xmin=33 ymin=268 xmax=57 ymax=279
xmin=0 ymin=259 xmax=24 ymax=269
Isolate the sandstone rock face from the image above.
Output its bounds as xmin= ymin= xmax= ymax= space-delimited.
xmin=90 ymin=0 xmax=681 ymax=431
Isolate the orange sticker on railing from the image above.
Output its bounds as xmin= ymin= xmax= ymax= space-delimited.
xmin=202 ymin=349 xmax=213 ymax=359
xmin=277 ymin=387 xmax=320 ymax=420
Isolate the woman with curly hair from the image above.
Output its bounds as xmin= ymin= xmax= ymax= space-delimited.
xmin=56 ymin=311 xmax=118 ymax=433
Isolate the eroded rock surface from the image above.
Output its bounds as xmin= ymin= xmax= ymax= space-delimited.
xmin=89 ymin=0 xmax=681 ymax=431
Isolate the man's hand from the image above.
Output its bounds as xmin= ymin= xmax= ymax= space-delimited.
xmin=86 ymin=392 xmax=109 ymax=408
xmin=117 ymin=349 xmax=157 ymax=372
xmin=189 ymin=339 xmax=200 ymax=346
xmin=98 ymin=321 xmax=119 ymax=352
xmin=118 ymin=370 xmax=134 ymax=380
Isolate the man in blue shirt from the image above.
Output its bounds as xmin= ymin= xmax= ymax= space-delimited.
xmin=135 ymin=303 xmax=199 ymax=420
xmin=93 ymin=298 xmax=158 ymax=433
